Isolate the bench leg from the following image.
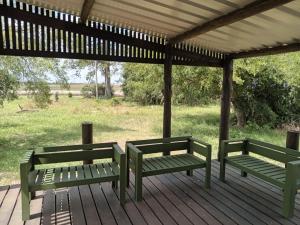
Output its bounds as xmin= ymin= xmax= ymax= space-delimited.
xmin=21 ymin=187 xmax=30 ymax=221
xmin=187 ymin=169 xmax=193 ymax=176
xmin=282 ymin=186 xmax=296 ymax=218
xmin=112 ymin=181 xmax=118 ymax=189
xmin=241 ymin=171 xmax=247 ymax=177
xmin=120 ymin=176 xmax=126 ymax=205
xmin=220 ymin=159 xmax=226 ymax=182
xmin=205 ymin=164 xmax=211 ymax=189
xmin=135 ymin=175 xmax=142 ymax=201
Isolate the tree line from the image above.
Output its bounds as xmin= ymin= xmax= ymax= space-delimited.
xmin=0 ymin=53 xmax=299 ymax=128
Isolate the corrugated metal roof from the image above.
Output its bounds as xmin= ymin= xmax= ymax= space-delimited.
xmin=21 ymin=0 xmax=300 ymax=53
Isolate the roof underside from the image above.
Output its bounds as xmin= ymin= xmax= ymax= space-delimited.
xmin=21 ymin=0 xmax=300 ymax=54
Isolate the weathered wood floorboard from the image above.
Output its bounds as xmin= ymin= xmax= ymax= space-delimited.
xmin=1 ymin=160 xmax=300 ymax=225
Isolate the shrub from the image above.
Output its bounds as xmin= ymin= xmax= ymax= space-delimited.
xmin=233 ymin=65 xmax=299 ymax=127
xmin=68 ymin=92 xmax=73 ymax=98
xmin=81 ymin=84 xmax=106 ymax=98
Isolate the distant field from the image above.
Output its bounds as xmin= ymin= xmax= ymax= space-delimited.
xmin=0 ymin=96 xmax=287 ymax=185
xmin=18 ymin=83 xmax=124 ymax=96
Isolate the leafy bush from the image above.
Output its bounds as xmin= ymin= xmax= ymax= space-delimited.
xmin=122 ymin=63 xmax=222 ymax=105
xmin=81 ymin=84 xmax=106 ymax=98
xmin=233 ymin=63 xmax=299 ymax=127
xmin=68 ymin=92 xmax=73 ymax=98
xmin=26 ymin=81 xmax=52 ymax=108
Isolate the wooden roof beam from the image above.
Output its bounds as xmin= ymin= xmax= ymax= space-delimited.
xmin=80 ymin=0 xmax=95 ymax=24
xmin=230 ymin=43 xmax=300 ymax=59
xmin=169 ymin=0 xmax=293 ymax=44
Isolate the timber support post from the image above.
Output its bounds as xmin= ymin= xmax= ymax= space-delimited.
xmin=163 ymin=44 xmax=173 ymax=155
xmin=286 ymin=130 xmax=299 ymax=151
xmin=218 ymin=58 xmax=233 ymax=160
xmin=82 ymin=121 xmax=93 ymax=164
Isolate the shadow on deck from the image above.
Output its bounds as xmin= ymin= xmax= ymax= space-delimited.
xmin=1 ymin=160 xmax=300 ymax=225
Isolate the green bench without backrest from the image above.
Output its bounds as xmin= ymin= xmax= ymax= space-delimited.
xmin=219 ymin=138 xmax=300 ymax=218
xmin=126 ymin=136 xmax=211 ymax=201
xmin=20 ymin=142 xmax=126 ymax=221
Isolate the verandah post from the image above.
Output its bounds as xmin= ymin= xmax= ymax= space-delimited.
xmin=163 ymin=44 xmax=172 ymax=155
xmin=286 ymin=130 xmax=299 ymax=151
xmin=82 ymin=121 xmax=93 ymax=164
xmin=218 ymin=58 xmax=233 ymax=161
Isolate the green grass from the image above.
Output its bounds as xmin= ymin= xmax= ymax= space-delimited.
xmin=0 ymin=96 xmax=286 ymax=185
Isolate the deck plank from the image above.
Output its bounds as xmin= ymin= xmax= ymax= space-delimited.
xmin=1 ymin=160 xmax=300 ymax=225
xmin=0 ymin=185 xmax=9 ymax=207
xmin=69 ymin=186 xmax=86 ymax=225
xmin=0 ymin=186 xmax=20 ymax=225
xmin=25 ymin=191 xmax=43 ymax=225
xmin=41 ymin=190 xmax=55 ymax=225
xmin=55 ymin=189 xmax=71 ymax=225
xmin=78 ymin=185 xmax=102 ymax=225
xmin=89 ymin=183 xmax=117 ymax=225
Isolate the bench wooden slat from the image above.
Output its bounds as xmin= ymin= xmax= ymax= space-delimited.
xmin=96 ymin=164 xmax=106 ymax=177
xmin=62 ymin=167 xmax=69 ymax=182
xmin=83 ymin=165 xmax=92 ymax=180
xmin=110 ymin=162 xmax=120 ymax=176
xmin=142 ymin=154 xmax=206 ymax=177
xmin=90 ymin=164 xmax=100 ymax=178
xmin=226 ymin=155 xmax=285 ymax=187
xmin=103 ymin=163 xmax=114 ymax=177
xmin=69 ymin=166 xmax=76 ymax=181
xmin=36 ymin=170 xmax=45 ymax=185
xmin=76 ymin=166 xmax=84 ymax=180
xmin=54 ymin=167 xmax=61 ymax=183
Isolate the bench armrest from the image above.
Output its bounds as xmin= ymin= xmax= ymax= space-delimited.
xmin=20 ymin=150 xmax=34 ymax=172
xmin=126 ymin=143 xmax=143 ymax=159
xmin=20 ymin=151 xmax=35 ymax=190
xmin=221 ymin=139 xmax=247 ymax=155
xmin=189 ymin=137 xmax=211 ymax=159
xmin=287 ymin=160 xmax=300 ymax=177
xmin=113 ymin=144 xmax=126 ymax=166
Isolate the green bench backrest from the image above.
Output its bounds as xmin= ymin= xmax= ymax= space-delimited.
xmin=35 ymin=143 xmax=116 ymax=165
xmin=246 ymin=139 xmax=300 ymax=163
xmin=129 ymin=136 xmax=191 ymax=155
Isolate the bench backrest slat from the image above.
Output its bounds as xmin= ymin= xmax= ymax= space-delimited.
xmin=136 ymin=141 xmax=188 ymax=154
xmin=246 ymin=139 xmax=300 ymax=163
xmin=247 ymin=143 xmax=287 ymax=163
xmin=34 ymin=148 xmax=113 ymax=164
xmin=129 ymin=136 xmax=191 ymax=146
xmin=43 ymin=142 xmax=116 ymax=152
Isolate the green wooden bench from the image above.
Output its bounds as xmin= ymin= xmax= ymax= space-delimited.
xmin=126 ymin=136 xmax=211 ymax=201
xmin=219 ymin=138 xmax=300 ymax=218
xmin=20 ymin=142 xmax=126 ymax=221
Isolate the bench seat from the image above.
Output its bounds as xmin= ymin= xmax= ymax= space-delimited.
xmin=226 ymin=155 xmax=286 ymax=187
xmin=220 ymin=138 xmax=300 ymax=218
xmin=20 ymin=143 xmax=126 ymax=220
xmin=29 ymin=162 xmax=120 ymax=191
xmin=126 ymin=136 xmax=211 ymax=201
xmin=143 ymin=154 xmax=206 ymax=176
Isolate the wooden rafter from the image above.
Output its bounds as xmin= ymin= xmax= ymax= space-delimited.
xmin=169 ymin=0 xmax=293 ymax=44
xmin=80 ymin=0 xmax=95 ymax=24
xmin=230 ymin=43 xmax=300 ymax=58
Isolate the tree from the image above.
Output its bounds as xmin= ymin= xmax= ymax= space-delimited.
xmin=122 ymin=63 xmax=222 ymax=105
xmin=233 ymin=56 xmax=300 ymax=127
xmin=0 ymin=56 xmax=69 ymax=108
xmin=68 ymin=60 xmax=117 ymax=98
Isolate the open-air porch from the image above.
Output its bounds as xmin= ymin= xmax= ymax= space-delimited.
xmin=1 ymin=160 xmax=300 ymax=225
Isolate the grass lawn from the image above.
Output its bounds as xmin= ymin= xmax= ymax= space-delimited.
xmin=0 ymin=96 xmax=287 ymax=185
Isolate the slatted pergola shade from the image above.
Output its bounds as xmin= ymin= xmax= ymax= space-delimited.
xmin=0 ymin=0 xmax=298 ymax=156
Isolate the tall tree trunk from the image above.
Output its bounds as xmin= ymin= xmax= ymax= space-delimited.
xmin=95 ymin=61 xmax=99 ymax=99
xmin=104 ymin=62 xmax=112 ymax=98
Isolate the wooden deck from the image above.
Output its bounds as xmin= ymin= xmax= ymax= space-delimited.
xmin=1 ymin=160 xmax=300 ymax=225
